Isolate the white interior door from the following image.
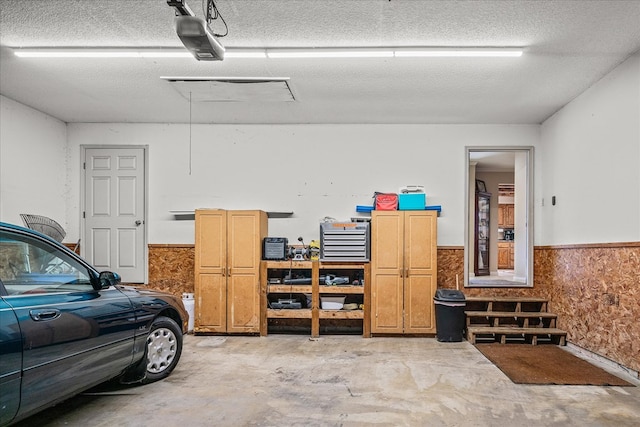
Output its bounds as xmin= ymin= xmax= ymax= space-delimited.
xmin=83 ymin=147 xmax=146 ymax=283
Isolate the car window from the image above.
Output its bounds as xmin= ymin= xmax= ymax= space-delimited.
xmin=0 ymin=230 xmax=94 ymax=296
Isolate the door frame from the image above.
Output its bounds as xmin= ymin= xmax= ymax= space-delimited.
xmin=80 ymin=145 xmax=149 ymax=283
xmin=464 ymin=146 xmax=534 ymax=287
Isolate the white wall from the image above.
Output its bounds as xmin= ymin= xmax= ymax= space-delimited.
xmin=0 ymin=95 xmax=67 ymax=229
xmin=540 ymin=52 xmax=640 ymax=245
xmin=67 ymin=124 xmax=539 ymax=245
xmin=4 ymin=53 xmax=638 ymax=249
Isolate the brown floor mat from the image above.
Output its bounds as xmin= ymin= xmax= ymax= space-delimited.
xmin=475 ymin=343 xmax=634 ymax=386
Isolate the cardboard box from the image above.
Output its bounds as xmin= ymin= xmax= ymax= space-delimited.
xmin=399 ymin=193 xmax=426 ymax=210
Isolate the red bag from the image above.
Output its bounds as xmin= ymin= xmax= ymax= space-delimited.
xmin=374 ymin=193 xmax=398 ymax=210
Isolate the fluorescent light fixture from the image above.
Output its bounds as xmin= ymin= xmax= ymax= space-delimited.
xmin=394 ymin=47 xmax=523 ymax=57
xmin=14 ymin=47 xmax=523 ymax=59
xmin=13 ymin=48 xmax=265 ymax=59
xmin=267 ymin=48 xmax=394 ymax=58
xmin=224 ymin=49 xmax=267 ymax=58
xmin=14 ymin=48 xmax=190 ymax=58
xmin=15 ymin=50 xmax=140 ymax=58
xmin=140 ymin=51 xmax=192 ymax=58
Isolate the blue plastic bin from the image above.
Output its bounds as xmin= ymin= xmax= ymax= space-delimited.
xmin=399 ymin=193 xmax=426 ymax=210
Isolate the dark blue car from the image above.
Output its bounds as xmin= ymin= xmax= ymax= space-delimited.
xmin=0 ymin=222 xmax=187 ymax=425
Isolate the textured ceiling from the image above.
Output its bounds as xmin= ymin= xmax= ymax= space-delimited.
xmin=1 ymin=0 xmax=639 ymax=124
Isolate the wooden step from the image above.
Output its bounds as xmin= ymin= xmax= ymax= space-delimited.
xmin=468 ymin=326 xmax=567 ymax=346
xmin=465 ymin=296 xmax=548 ymax=303
xmin=465 ymin=296 xmax=548 ymax=313
xmin=465 ymin=311 xmax=557 ymax=318
xmin=465 ymin=311 xmax=557 ymax=328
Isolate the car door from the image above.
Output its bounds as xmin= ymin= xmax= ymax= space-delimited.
xmin=0 ymin=228 xmax=137 ymax=418
xmin=0 ymin=293 xmax=21 ymax=425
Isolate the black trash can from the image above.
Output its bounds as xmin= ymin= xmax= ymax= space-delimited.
xmin=434 ymin=289 xmax=466 ymax=342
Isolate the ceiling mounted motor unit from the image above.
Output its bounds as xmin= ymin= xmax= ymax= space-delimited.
xmin=174 ymin=15 xmax=225 ymax=61
xmin=168 ymin=0 xmax=225 ymax=61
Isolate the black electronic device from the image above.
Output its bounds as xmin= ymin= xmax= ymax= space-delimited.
xmin=263 ymin=237 xmax=288 ymax=260
xmin=270 ymin=301 xmax=302 ymax=309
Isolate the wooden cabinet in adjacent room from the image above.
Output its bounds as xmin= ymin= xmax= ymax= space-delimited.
xmin=370 ymin=210 xmax=437 ymax=334
xmin=498 ymin=204 xmax=514 ymax=228
xmin=498 ymin=241 xmax=515 ymax=269
xmin=498 ymin=242 xmax=510 ymax=269
xmin=194 ymin=209 xmax=268 ymax=334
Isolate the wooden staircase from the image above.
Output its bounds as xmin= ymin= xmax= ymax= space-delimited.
xmin=465 ymin=296 xmax=567 ymax=345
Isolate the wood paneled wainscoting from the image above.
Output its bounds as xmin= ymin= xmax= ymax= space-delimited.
xmin=437 ymin=243 xmax=640 ymax=375
xmin=144 ymin=243 xmax=639 ymax=374
xmin=147 ymin=245 xmax=468 ymax=299
xmin=534 ymin=242 xmax=640 ymax=374
xmin=147 ymin=244 xmax=195 ymax=296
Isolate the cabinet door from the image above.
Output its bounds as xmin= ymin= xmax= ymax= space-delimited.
xmin=196 ymin=273 xmax=226 ymax=330
xmin=226 ymin=211 xmax=266 ymax=333
xmin=497 ymin=245 xmax=509 ymax=269
xmin=404 ymin=211 xmax=437 ymax=333
xmin=370 ymin=211 xmax=404 ymax=334
xmin=195 ymin=210 xmax=227 ymax=332
xmin=506 ymin=204 xmax=514 ymax=227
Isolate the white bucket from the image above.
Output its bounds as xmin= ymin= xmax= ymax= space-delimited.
xmin=320 ymin=295 xmax=346 ymax=310
xmin=182 ymin=292 xmax=195 ymax=333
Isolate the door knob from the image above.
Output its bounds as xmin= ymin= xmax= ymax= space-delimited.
xmin=135 ymin=220 xmax=142 ymax=226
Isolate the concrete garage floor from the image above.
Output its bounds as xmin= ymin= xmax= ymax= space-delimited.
xmin=16 ymin=335 xmax=640 ymax=427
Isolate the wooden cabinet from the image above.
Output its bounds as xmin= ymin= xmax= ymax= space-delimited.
xmin=497 ymin=242 xmax=514 ymax=269
xmin=498 ymin=204 xmax=514 ymax=228
xmin=194 ymin=209 xmax=268 ymax=334
xmin=506 ymin=204 xmax=514 ymax=227
xmin=260 ymin=261 xmax=370 ymax=337
xmin=370 ymin=211 xmax=437 ymax=334
xmin=497 ymin=242 xmax=510 ymax=269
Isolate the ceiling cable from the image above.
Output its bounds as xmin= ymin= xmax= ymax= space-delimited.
xmin=203 ymin=0 xmax=228 ymax=37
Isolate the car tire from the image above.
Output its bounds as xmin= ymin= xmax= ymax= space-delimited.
xmin=142 ymin=316 xmax=183 ymax=384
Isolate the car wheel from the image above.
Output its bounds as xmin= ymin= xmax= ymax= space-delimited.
xmin=143 ymin=316 xmax=183 ymax=384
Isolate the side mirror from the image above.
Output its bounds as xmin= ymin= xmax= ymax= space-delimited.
xmin=98 ymin=271 xmax=121 ymax=289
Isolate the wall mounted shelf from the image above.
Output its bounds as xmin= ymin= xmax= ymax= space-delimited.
xmin=170 ymin=210 xmax=293 ymax=220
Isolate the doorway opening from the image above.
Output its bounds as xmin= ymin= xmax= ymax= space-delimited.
xmin=464 ymin=147 xmax=533 ymax=287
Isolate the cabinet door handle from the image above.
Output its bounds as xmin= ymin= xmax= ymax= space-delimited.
xmin=222 ymin=267 xmax=226 ymax=277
